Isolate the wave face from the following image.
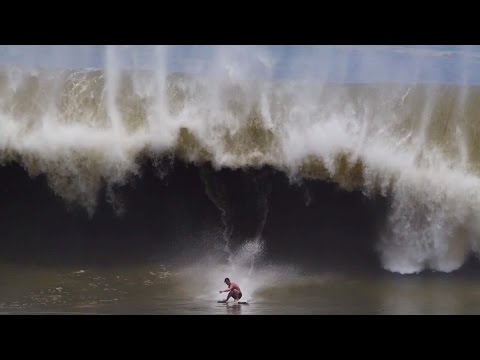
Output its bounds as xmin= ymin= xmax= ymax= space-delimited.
xmin=2 ymin=45 xmax=480 ymax=274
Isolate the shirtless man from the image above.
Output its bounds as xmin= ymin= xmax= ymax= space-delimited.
xmin=219 ymin=278 xmax=242 ymax=302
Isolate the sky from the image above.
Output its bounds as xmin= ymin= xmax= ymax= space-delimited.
xmin=0 ymin=45 xmax=479 ymax=84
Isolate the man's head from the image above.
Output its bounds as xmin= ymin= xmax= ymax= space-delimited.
xmin=224 ymin=278 xmax=231 ymax=285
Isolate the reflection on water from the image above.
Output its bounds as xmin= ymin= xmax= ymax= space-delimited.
xmin=221 ymin=302 xmax=244 ymax=315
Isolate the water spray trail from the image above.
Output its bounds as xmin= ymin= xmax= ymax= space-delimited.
xmin=105 ymin=45 xmax=124 ymax=136
xmin=199 ymin=167 xmax=234 ymax=261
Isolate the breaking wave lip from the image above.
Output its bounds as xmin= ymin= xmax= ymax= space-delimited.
xmin=1 ymin=62 xmax=480 ymax=275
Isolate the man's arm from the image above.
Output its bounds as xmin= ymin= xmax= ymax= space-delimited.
xmin=219 ymin=286 xmax=231 ymax=293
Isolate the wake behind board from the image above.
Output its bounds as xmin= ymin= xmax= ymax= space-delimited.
xmin=218 ymin=300 xmax=249 ymax=305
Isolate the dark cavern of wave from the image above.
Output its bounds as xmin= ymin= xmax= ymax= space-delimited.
xmin=0 ymin=157 xmax=398 ymax=273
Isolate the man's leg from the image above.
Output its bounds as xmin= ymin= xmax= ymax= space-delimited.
xmin=230 ymin=289 xmax=240 ymax=301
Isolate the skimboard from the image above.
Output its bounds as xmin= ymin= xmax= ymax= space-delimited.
xmin=217 ymin=300 xmax=249 ymax=305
